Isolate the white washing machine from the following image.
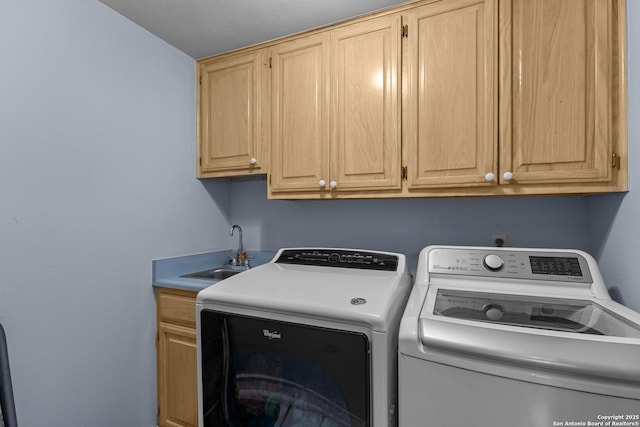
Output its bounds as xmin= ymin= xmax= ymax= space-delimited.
xmin=197 ymin=248 xmax=412 ymax=427
xmin=399 ymin=245 xmax=640 ymax=427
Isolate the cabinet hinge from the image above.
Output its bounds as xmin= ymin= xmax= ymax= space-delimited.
xmin=401 ymin=166 xmax=408 ymax=180
xmin=269 ymin=57 xmax=272 ymax=68
xmin=199 ymin=76 xmax=202 ymax=85
xmin=612 ymin=152 xmax=618 ymax=168
xmin=401 ymin=24 xmax=408 ymax=38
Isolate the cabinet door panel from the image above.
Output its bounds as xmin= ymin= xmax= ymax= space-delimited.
xmin=158 ymin=323 xmax=198 ymax=427
xmin=199 ymin=50 xmax=264 ymax=175
xmin=406 ymin=0 xmax=496 ymax=189
xmin=331 ymin=15 xmax=402 ymax=191
xmin=500 ymin=0 xmax=612 ymax=184
xmin=270 ymin=34 xmax=330 ymax=192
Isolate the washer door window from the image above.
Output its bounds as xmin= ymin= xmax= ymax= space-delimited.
xmin=200 ymin=310 xmax=370 ymax=427
xmin=433 ymin=289 xmax=640 ymax=337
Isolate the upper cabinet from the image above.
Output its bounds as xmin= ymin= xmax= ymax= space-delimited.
xmin=269 ymin=14 xmax=402 ymax=197
xmin=329 ymin=15 xmax=402 ymax=193
xmin=404 ymin=0 xmax=626 ymax=197
xmin=197 ymin=48 xmax=269 ymax=178
xmin=498 ymin=0 xmax=627 ymax=194
xmin=196 ymin=0 xmax=627 ymax=198
xmin=404 ymin=0 xmax=497 ymax=190
xmin=269 ymin=33 xmax=330 ymax=193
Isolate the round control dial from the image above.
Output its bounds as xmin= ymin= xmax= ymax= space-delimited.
xmin=483 ymin=254 xmax=504 ymax=272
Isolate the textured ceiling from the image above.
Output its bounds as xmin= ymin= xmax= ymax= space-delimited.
xmin=97 ymin=0 xmax=409 ymax=59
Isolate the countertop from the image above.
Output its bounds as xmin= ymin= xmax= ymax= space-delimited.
xmin=152 ymin=249 xmax=276 ymax=292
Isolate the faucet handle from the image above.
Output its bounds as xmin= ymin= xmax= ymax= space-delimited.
xmin=228 ymin=255 xmax=237 ymax=266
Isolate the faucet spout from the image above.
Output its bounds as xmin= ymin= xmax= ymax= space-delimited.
xmin=229 ymin=224 xmax=244 ymax=265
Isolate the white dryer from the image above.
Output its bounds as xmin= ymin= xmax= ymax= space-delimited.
xmin=399 ymin=245 xmax=640 ymax=427
xmin=197 ymin=248 xmax=412 ymax=427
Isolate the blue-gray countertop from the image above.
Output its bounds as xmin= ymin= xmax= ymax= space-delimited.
xmin=152 ymin=249 xmax=276 ymax=292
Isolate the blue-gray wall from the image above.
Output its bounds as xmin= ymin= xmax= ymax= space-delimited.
xmin=0 ymin=0 xmax=638 ymax=426
xmin=0 ymin=0 xmax=230 ymax=425
xmin=229 ymin=181 xmax=590 ymax=273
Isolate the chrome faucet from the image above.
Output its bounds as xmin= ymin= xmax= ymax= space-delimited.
xmin=229 ymin=224 xmax=244 ymax=266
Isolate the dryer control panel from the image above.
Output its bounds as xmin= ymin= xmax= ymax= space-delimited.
xmin=276 ymin=249 xmax=398 ymax=271
xmin=428 ymin=248 xmax=592 ymax=283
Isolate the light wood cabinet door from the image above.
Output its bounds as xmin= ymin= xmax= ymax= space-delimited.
xmin=270 ymin=34 xmax=330 ymax=193
xmin=158 ymin=323 xmax=198 ymax=427
xmin=405 ymin=0 xmax=497 ymax=189
xmin=330 ymin=14 xmax=402 ymax=191
xmin=157 ymin=289 xmax=197 ymax=427
xmin=499 ymin=0 xmax=619 ymax=186
xmin=198 ymin=49 xmax=268 ymax=177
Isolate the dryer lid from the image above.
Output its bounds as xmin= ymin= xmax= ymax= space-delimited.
xmin=197 ymin=260 xmax=411 ymax=332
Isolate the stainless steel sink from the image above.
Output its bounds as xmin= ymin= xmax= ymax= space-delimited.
xmin=181 ymin=267 xmax=245 ymax=281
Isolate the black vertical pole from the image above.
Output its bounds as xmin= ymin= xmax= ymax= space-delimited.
xmin=0 ymin=323 xmax=17 ymax=427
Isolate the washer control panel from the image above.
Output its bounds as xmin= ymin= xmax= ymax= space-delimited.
xmin=428 ymin=248 xmax=592 ymax=283
xmin=276 ymin=249 xmax=398 ymax=271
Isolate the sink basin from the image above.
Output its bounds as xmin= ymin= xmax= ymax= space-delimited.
xmin=181 ymin=267 xmax=245 ymax=281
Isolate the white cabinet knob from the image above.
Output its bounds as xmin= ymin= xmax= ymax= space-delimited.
xmin=485 ymin=172 xmax=495 ymax=182
xmin=319 ymin=180 xmax=326 ymax=188
xmin=503 ymin=171 xmax=513 ymax=181
xmin=249 ymin=157 xmax=257 ymax=165
xmin=329 ymin=181 xmax=337 ymax=189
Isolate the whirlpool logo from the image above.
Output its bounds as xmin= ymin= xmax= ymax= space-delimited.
xmin=262 ymin=329 xmax=281 ymax=340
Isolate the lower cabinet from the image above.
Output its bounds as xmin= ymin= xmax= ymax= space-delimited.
xmin=157 ymin=289 xmax=198 ymax=427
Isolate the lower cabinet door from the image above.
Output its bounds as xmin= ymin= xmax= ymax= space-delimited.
xmin=158 ymin=322 xmax=198 ymax=427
